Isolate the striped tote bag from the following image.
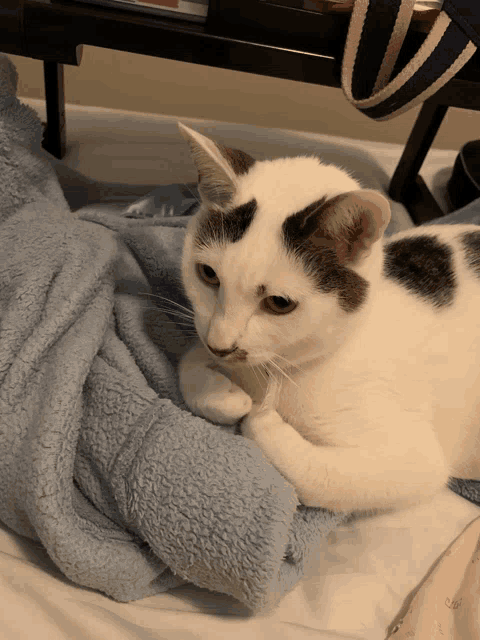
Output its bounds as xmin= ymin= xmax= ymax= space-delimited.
xmin=342 ymin=0 xmax=480 ymax=119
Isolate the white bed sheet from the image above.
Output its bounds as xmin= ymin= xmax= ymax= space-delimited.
xmin=2 ymin=490 xmax=478 ymax=640
xmin=1 ymin=101 xmax=477 ymax=639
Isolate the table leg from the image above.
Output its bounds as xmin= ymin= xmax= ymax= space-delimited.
xmin=389 ymin=101 xmax=448 ymax=225
xmin=42 ymin=61 xmax=66 ymax=159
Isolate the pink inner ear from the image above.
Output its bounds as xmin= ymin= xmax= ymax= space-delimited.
xmin=335 ymin=212 xmax=369 ymax=264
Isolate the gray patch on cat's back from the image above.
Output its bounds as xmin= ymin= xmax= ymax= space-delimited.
xmin=282 ymin=199 xmax=369 ymax=313
xmin=383 ymin=235 xmax=456 ymax=307
xmin=195 ymin=199 xmax=257 ymax=248
xmin=460 ymin=230 xmax=480 ymax=276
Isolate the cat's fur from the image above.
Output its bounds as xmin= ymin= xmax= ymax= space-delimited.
xmin=177 ymin=122 xmax=480 ymax=513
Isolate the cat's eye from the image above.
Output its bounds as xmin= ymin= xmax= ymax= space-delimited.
xmin=263 ymin=296 xmax=298 ymax=315
xmin=196 ymin=263 xmax=220 ymax=287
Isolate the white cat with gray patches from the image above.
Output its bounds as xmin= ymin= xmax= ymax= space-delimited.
xmin=177 ymin=122 xmax=480 ymax=514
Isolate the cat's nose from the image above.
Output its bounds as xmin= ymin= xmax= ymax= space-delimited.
xmin=207 ymin=344 xmax=238 ymax=358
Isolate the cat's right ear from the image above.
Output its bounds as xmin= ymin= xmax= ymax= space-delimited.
xmin=178 ymin=122 xmax=255 ymax=207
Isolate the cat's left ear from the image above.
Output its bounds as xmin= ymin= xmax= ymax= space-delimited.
xmin=320 ymin=189 xmax=391 ymax=264
xmin=178 ymin=122 xmax=255 ymax=208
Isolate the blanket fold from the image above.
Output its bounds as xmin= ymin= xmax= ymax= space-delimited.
xmin=0 ymin=53 xmax=344 ymax=613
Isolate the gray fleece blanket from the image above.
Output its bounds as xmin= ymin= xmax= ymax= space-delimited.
xmin=0 ymin=54 xmax=348 ymax=612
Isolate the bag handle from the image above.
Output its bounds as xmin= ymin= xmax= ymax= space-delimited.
xmin=341 ymin=0 xmax=479 ymax=120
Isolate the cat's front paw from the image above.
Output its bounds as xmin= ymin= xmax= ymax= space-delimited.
xmin=123 ymin=200 xmax=151 ymax=218
xmin=123 ymin=201 xmax=175 ymax=219
xmin=196 ymin=384 xmax=252 ymax=426
xmin=241 ymin=405 xmax=283 ymax=445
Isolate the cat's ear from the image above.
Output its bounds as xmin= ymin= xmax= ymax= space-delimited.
xmin=177 ymin=122 xmax=255 ymax=207
xmin=320 ymin=189 xmax=391 ymax=264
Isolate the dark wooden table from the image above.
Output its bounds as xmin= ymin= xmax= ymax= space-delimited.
xmin=1 ymin=0 xmax=480 ymax=224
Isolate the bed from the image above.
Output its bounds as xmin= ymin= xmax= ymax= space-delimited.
xmin=2 ymin=85 xmax=480 ymax=640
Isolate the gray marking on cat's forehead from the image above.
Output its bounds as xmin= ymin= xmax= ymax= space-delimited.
xmin=282 ymin=197 xmax=368 ymax=313
xmin=194 ymin=199 xmax=257 ymax=248
xmin=383 ymin=234 xmax=456 ymax=308
xmin=255 ymin=284 xmax=267 ymax=297
xmin=461 ymin=230 xmax=480 ymax=277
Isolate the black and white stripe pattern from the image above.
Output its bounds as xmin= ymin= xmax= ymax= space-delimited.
xmin=342 ymin=0 xmax=479 ymax=120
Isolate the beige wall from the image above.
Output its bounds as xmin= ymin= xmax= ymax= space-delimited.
xmin=9 ymin=46 xmax=480 ymax=150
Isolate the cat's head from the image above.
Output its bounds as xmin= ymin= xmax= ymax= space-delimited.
xmin=179 ymin=122 xmax=391 ymax=368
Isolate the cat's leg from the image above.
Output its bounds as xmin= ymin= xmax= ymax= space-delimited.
xmin=179 ymin=340 xmax=252 ymax=425
xmin=241 ymin=405 xmax=449 ymax=512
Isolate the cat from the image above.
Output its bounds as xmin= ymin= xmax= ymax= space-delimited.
xmin=177 ymin=121 xmax=480 ymax=514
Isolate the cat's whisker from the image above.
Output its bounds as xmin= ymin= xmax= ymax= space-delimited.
xmin=160 ymin=324 xmax=196 ymax=330
xmin=248 ymin=363 xmax=262 ymax=391
xmin=141 ymin=305 xmax=196 ymax=323
xmin=267 ymin=358 xmax=303 ymax=394
xmin=260 ymin=362 xmax=282 ymax=409
xmin=262 ymin=361 xmax=276 ymax=384
xmin=272 ymin=352 xmax=304 ymax=374
xmin=138 ymin=291 xmax=193 ymax=314
xmin=260 ymin=362 xmax=274 ymax=389
xmin=262 ymin=361 xmax=276 ymax=388
xmin=159 ymin=317 xmax=196 ymax=326
xmin=271 ymin=356 xmax=315 ymax=403
xmin=142 ymin=313 xmax=195 ymax=327
xmin=264 ymin=365 xmax=279 ymax=409
xmin=137 ymin=307 xmax=195 ymax=322
xmin=248 ymin=363 xmax=270 ymax=409
xmin=132 ymin=305 xmax=197 ymax=329
xmin=138 ymin=293 xmax=194 ymax=317
xmin=258 ymin=364 xmax=270 ymax=386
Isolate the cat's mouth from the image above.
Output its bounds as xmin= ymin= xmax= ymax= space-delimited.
xmin=210 ymin=347 xmax=248 ymax=364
